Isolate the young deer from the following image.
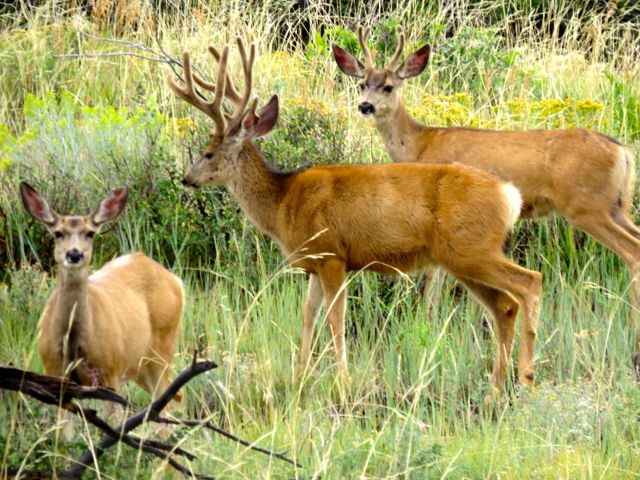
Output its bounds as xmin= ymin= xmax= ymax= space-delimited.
xmin=168 ymin=38 xmax=542 ymax=394
xmin=332 ymin=27 xmax=639 ymax=317
xmin=20 ymin=182 xmax=184 ymax=409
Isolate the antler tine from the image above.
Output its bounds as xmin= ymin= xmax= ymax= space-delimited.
xmin=210 ymin=45 xmax=229 ymax=134
xmin=232 ymin=37 xmax=255 ymax=119
xmin=166 ymin=49 xmax=228 ymax=135
xmin=198 ymin=38 xmax=254 ymax=122
xmin=200 ymin=45 xmax=243 ymax=104
xmin=387 ymin=25 xmax=406 ymax=70
xmin=357 ymin=25 xmax=373 ymax=69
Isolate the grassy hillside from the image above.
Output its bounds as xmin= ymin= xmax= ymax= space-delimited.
xmin=1 ymin=1 xmax=639 ymax=478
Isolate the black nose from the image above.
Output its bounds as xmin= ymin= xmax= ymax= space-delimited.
xmin=358 ymin=102 xmax=375 ymax=115
xmin=181 ymin=178 xmax=199 ymax=189
xmin=66 ymin=249 xmax=84 ymax=264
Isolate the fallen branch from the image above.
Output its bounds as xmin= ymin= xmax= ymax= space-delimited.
xmin=53 ymin=51 xmax=174 ymax=62
xmin=64 ymin=356 xmax=218 ymax=479
xmin=0 ymin=366 xmax=127 ymax=407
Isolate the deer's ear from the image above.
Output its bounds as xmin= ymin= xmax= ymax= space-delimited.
xmin=92 ymin=187 xmax=129 ymax=226
xmin=332 ymin=44 xmax=365 ymax=78
xmin=241 ymin=96 xmax=279 ymax=138
xmin=254 ymin=95 xmax=279 ymax=137
xmin=20 ymin=182 xmax=57 ymax=226
xmin=395 ymin=44 xmax=431 ymax=79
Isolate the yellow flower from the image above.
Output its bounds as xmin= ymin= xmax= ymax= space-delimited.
xmin=576 ymin=99 xmax=603 ymax=111
xmin=168 ymin=117 xmax=196 ymax=139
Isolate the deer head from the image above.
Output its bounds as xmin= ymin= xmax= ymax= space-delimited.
xmin=20 ymin=182 xmax=129 ymax=272
xmin=167 ymin=38 xmax=279 ymax=188
xmin=332 ymin=26 xmax=431 ymax=119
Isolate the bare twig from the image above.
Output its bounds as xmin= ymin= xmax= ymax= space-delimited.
xmin=51 ymin=26 xmax=232 ymax=107
xmin=52 ymin=52 xmax=174 ymax=62
xmin=75 ymin=30 xmax=160 ymax=52
xmin=150 ymin=4 xmax=187 ymax=83
xmin=157 ymin=416 xmax=303 ymax=469
xmin=52 ymin=26 xmax=185 ymax=79
xmin=70 ymin=404 xmax=196 ymax=461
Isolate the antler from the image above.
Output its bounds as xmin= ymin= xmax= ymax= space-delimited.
xmin=357 ymin=25 xmax=374 ymax=69
xmin=167 ymin=47 xmax=229 ymax=135
xmin=198 ymin=37 xmax=255 ymax=124
xmin=387 ymin=25 xmax=406 ymax=70
xmin=167 ymin=38 xmax=255 ymax=135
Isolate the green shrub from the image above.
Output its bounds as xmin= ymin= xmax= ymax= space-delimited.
xmin=260 ymin=98 xmax=353 ymax=170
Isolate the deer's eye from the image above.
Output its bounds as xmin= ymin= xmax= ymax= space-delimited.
xmin=359 ymin=83 xmax=366 ymax=91
xmin=383 ymin=85 xmax=394 ymax=93
xmin=54 ymin=231 xmax=63 ymax=240
xmin=203 ymin=151 xmax=214 ymax=160
xmin=86 ymin=231 xmax=95 ymax=239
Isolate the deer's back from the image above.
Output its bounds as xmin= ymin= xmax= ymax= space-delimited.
xmin=415 ymin=127 xmax=627 ymax=216
xmin=276 ymin=162 xmax=514 ymax=274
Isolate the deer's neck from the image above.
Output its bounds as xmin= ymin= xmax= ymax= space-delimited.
xmin=227 ymin=142 xmax=291 ymax=237
xmin=375 ymin=102 xmax=427 ymax=163
xmin=53 ymin=269 xmax=90 ymax=363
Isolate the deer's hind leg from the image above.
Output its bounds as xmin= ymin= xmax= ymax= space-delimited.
xmin=447 ymin=256 xmax=542 ymax=393
xmin=613 ymin=208 xmax=640 ymax=241
xmin=609 ymin=208 xmax=640 ymax=317
xmin=457 ymin=279 xmax=520 ymax=393
xmin=568 ymin=210 xmax=640 ymax=309
xmin=136 ymin=357 xmax=181 ymax=409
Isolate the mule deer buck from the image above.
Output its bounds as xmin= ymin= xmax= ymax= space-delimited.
xmin=20 ymin=182 xmax=184 ymax=413
xmin=167 ymin=38 xmax=542 ymax=395
xmin=333 ymin=26 xmax=640 ymax=371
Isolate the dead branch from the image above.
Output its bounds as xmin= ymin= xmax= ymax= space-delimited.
xmin=51 ymin=28 xmax=190 ymax=82
xmin=0 ymin=366 xmax=127 ymax=407
xmin=51 ymin=28 xmax=225 ymax=105
xmin=64 ymin=357 xmax=218 ymax=478
xmin=2 ymin=358 xmax=303 ymax=478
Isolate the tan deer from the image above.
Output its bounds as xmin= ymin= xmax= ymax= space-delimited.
xmin=167 ymin=38 xmax=542 ymax=395
xmin=20 ymin=182 xmax=184 ymax=410
xmin=333 ymin=26 xmax=640 ymax=368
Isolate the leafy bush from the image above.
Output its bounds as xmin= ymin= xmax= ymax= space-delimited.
xmin=260 ymin=97 xmax=353 ymax=170
xmin=432 ymin=25 xmax=519 ymax=94
xmin=305 ymin=17 xmax=404 ymax=67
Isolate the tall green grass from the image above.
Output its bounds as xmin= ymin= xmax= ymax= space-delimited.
xmin=1 ymin=1 xmax=639 ymax=478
